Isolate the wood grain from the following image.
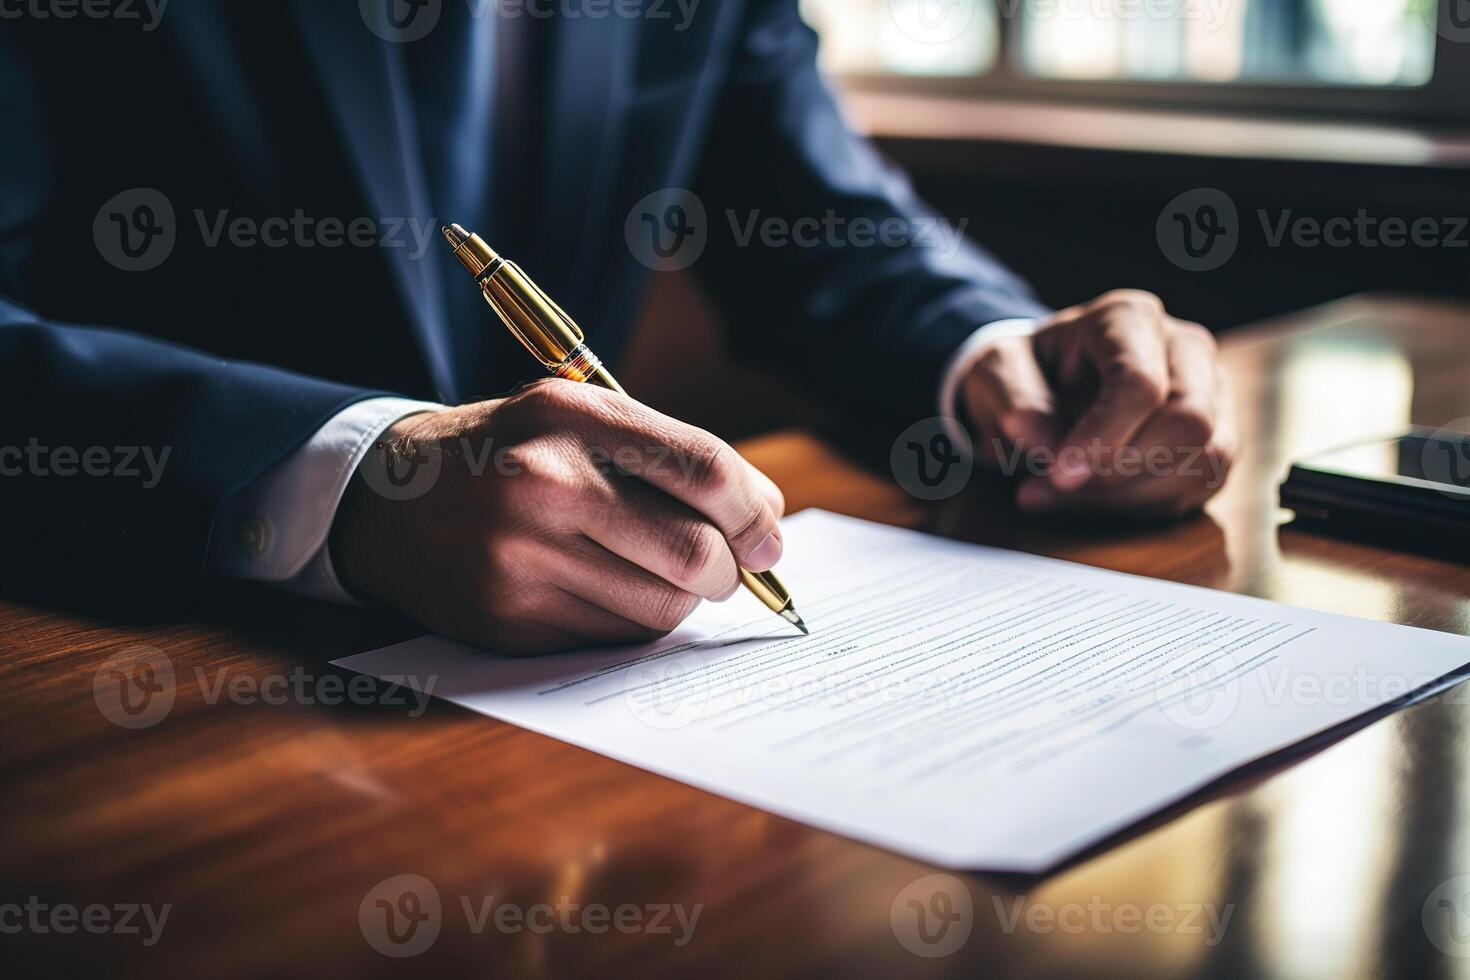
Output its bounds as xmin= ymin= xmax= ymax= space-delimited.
xmin=3 ymin=294 xmax=1469 ymax=979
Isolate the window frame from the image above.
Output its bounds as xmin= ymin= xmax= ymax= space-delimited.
xmin=829 ymin=0 xmax=1470 ymax=125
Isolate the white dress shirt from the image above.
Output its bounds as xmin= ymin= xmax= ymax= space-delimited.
xmin=211 ymin=318 xmax=1038 ymax=603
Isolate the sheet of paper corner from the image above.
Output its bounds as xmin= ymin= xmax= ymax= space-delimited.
xmin=333 ymin=509 xmax=1470 ymax=872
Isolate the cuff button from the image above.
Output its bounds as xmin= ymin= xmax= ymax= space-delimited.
xmin=239 ymin=516 xmax=273 ymax=559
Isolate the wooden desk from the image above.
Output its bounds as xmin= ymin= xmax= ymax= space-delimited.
xmin=5 ymin=295 xmax=1470 ymax=978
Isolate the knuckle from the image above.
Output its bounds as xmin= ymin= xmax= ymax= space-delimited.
xmin=1001 ymin=404 xmax=1049 ymax=430
xmin=496 ymin=445 xmax=537 ymax=481
xmin=510 ymin=379 xmax=587 ymax=421
xmin=997 ymin=409 xmax=1041 ymax=445
xmin=647 ymin=587 xmax=699 ymax=633
xmin=514 ymin=440 xmax=581 ymax=489
xmin=685 ymin=439 xmax=738 ymax=498
xmin=534 ymin=476 xmax=580 ymax=513
xmin=1113 ymin=362 xmax=1169 ymax=408
xmin=1100 ymin=288 xmax=1164 ymax=315
xmin=997 ymin=410 xmax=1025 ymax=437
xmin=975 ymin=343 xmax=1012 ymax=376
xmin=1176 ymin=321 xmax=1217 ymax=352
xmin=673 ymin=523 xmax=727 ymax=586
xmin=485 ymin=584 xmax=540 ymax=625
xmin=479 ymin=535 xmax=515 ymax=583
xmin=727 ymin=497 xmax=767 ymax=545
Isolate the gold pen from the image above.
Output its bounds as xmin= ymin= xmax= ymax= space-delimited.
xmin=441 ymin=223 xmax=809 ymax=635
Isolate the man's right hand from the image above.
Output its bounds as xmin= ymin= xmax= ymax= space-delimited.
xmin=329 ymin=380 xmax=787 ymax=654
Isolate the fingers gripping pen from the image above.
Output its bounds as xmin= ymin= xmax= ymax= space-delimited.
xmin=442 ymin=223 xmax=808 ymax=634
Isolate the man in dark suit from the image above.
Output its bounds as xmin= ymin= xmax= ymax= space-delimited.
xmin=0 ymin=0 xmax=1233 ymax=652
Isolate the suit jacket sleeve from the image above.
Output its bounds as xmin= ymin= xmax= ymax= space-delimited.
xmin=693 ymin=0 xmax=1051 ymax=426
xmin=0 ymin=302 xmax=386 ymax=602
xmin=0 ymin=39 xmax=383 ymax=604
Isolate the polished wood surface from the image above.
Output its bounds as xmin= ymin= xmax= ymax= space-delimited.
xmin=5 ymin=295 xmax=1470 ymax=979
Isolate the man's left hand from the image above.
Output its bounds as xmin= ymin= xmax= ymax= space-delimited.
xmin=960 ymin=290 xmax=1237 ymax=517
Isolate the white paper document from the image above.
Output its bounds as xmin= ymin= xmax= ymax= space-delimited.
xmin=334 ymin=510 xmax=1470 ymax=871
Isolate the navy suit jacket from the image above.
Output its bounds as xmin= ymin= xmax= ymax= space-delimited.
xmin=0 ymin=0 xmax=1047 ymax=599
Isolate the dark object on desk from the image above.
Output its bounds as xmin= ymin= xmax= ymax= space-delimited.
xmin=1281 ymin=428 xmax=1470 ymax=558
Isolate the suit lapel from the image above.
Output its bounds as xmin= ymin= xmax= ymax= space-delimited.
xmin=533 ymin=13 xmax=642 ymax=320
xmin=284 ymin=3 xmax=641 ymax=392
xmin=288 ymin=0 xmax=454 ymax=398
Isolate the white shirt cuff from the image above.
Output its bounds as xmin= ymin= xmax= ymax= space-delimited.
xmin=211 ymin=396 xmax=446 ymax=604
xmin=937 ymin=317 xmax=1039 ymax=455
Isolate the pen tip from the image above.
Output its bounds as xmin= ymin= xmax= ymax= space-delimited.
xmin=779 ymin=608 xmax=810 ymax=635
xmin=441 ymin=223 xmax=469 ymax=248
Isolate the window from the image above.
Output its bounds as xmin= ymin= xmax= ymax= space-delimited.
xmin=1017 ymin=0 xmax=1434 ymax=85
xmin=800 ymin=0 xmax=1464 ymax=120
xmin=801 ymin=0 xmax=1000 ymax=76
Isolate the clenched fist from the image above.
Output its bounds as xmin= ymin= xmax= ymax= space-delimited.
xmin=961 ymin=290 xmax=1237 ymax=516
xmin=330 ymin=381 xmax=786 ymax=655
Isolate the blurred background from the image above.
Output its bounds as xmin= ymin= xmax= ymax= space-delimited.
xmin=626 ymin=0 xmax=1470 ymax=436
xmin=804 ymin=0 xmax=1439 ymax=86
